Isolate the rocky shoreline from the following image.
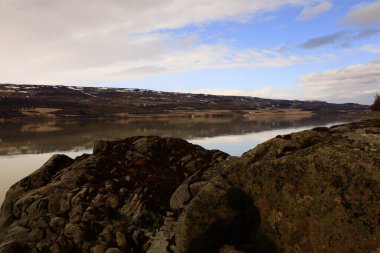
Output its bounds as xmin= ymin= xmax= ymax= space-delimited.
xmin=0 ymin=119 xmax=379 ymax=253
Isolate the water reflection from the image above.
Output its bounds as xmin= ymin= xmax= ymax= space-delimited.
xmin=0 ymin=150 xmax=91 ymax=204
xmin=189 ymin=122 xmax=345 ymax=156
xmin=0 ymin=113 xmax=363 ymax=155
xmin=0 ymin=113 xmax=364 ymax=203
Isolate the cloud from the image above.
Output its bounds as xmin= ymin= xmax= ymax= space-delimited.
xmin=297 ymin=1 xmax=333 ymax=20
xmin=192 ymin=88 xmax=247 ymax=96
xmin=1 ymin=0 xmax=317 ymax=83
xmin=105 ymin=45 xmax=303 ymax=79
xmin=343 ymin=0 xmax=380 ymax=25
xmin=190 ymin=58 xmax=380 ymax=104
xmin=354 ymin=28 xmax=380 ymax=39
xmin=300 ymin=31 xmax=348 ymax=49
xmin=297 ymin=59 xmax=380 ymax=104
xmin=191 ymin=86 xmax=294 ymax=99
xmin=259 ymin=15 xmax=276 ymax=21
xmin=360 ymin=44 xmax=380 ymax=53
xmin=108 ymin=66 xmax=169 ymax=78
xmin=300 ymin=28 xmax=380 ymax=49
xmin=0 ymin=34 xmax=303 ymax=83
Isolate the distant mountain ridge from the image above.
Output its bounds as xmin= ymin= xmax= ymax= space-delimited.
xmin=0 ymin=84 xmax=369 ymax=119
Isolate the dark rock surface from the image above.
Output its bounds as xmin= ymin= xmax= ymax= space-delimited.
xmin=0 ymin=119 xmax=379 ymax=253
xmin=0 ymin=136 xmax=228 ymax=253
xmin=169 ymin=118 xmax=380 ymax=253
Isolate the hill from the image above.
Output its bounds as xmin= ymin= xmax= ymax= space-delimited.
xmin=0 ymin=84 xmax=368 ymax=120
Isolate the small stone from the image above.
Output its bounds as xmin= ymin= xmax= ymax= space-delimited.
xmin=119 ymin=188 xmax=127 ymax=198
xmin=219 ymin=245 xmax=247 ymax=253
xmin=92 ymin=244 xmax=106 ymax=253
xmin=49 ymin=217 xmax=65 ymax=231
xmin=82 ymin=241 xmax=92 ymax=253
xmin=108 ymin=195 xmax=120 ymax=209
xmin=143 ymin=240 xmax=152 ymax=252
xmin=64 ymin=223 xmax=84 ymax=245
xmin=105 ymin=248 xmax=121 ymax=253
xmin=69 ymin=204 xmax=84 ymax=222
xmin=100 ymin=226 xmax=113 ymax=243
xmin=105 ymin=181 xmax=114 ymax=191
xmin=29 ymin=247 xmax=38 ymax=253
xmin=36 ymin=242 xmax=49 ymax=251
xmin=115 ymin=231 xmax=127 ymax=248
xmin=59 ymin=193 xmax=73 ymax=213
xmin=49 ymin=243 xmax=61 ymax=253
xmin=132 ymin=229 xmax=144 ymax=245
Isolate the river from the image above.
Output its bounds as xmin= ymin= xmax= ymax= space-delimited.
xmin=0 ymin=113 xmax=364 ymax=203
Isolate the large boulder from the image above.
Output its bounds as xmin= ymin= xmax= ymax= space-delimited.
xmin=0 ymin=136 xmax=228 ymax=253
xmin=165 ymin=119 xmax=379 ymax=253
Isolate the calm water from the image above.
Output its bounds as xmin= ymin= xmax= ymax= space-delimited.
xmin=0 ymin=113 xmax=364 ymax=203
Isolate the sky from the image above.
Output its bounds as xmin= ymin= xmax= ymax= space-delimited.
xmin=1 ymin=0 xmax=380 ymax=104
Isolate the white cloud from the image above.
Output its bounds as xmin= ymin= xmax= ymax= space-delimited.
xmin=107 ymin=45 xmax=303 ymax=78
xmin=297 ymin=1 xmax=333 ymax=20
xmin=191 ymin=86 xmax=293 ymax=99
xmin=258 ymin=15 xmax=277 ymax=22
xmin=360 ymin=44 xmax=380 ymax=54
xmin=343 ymin=0 xmax=380 ymax=25
xmin=192 ymin=88 xmax=246 ymax=96
xmin=0 ymin=38 xmax=304 ymax=83
xmin=0 ymin=0 xmax=318 ymax=83
xmin=297 ymin=59 xmax=380 ymax=104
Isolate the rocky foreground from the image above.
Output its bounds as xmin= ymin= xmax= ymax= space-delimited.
xmin=0 ymin=119 xmax=379 ymax=253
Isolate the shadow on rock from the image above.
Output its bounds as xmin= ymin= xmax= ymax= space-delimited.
xmin=187 ymin=187 xmax=277 ymax=253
